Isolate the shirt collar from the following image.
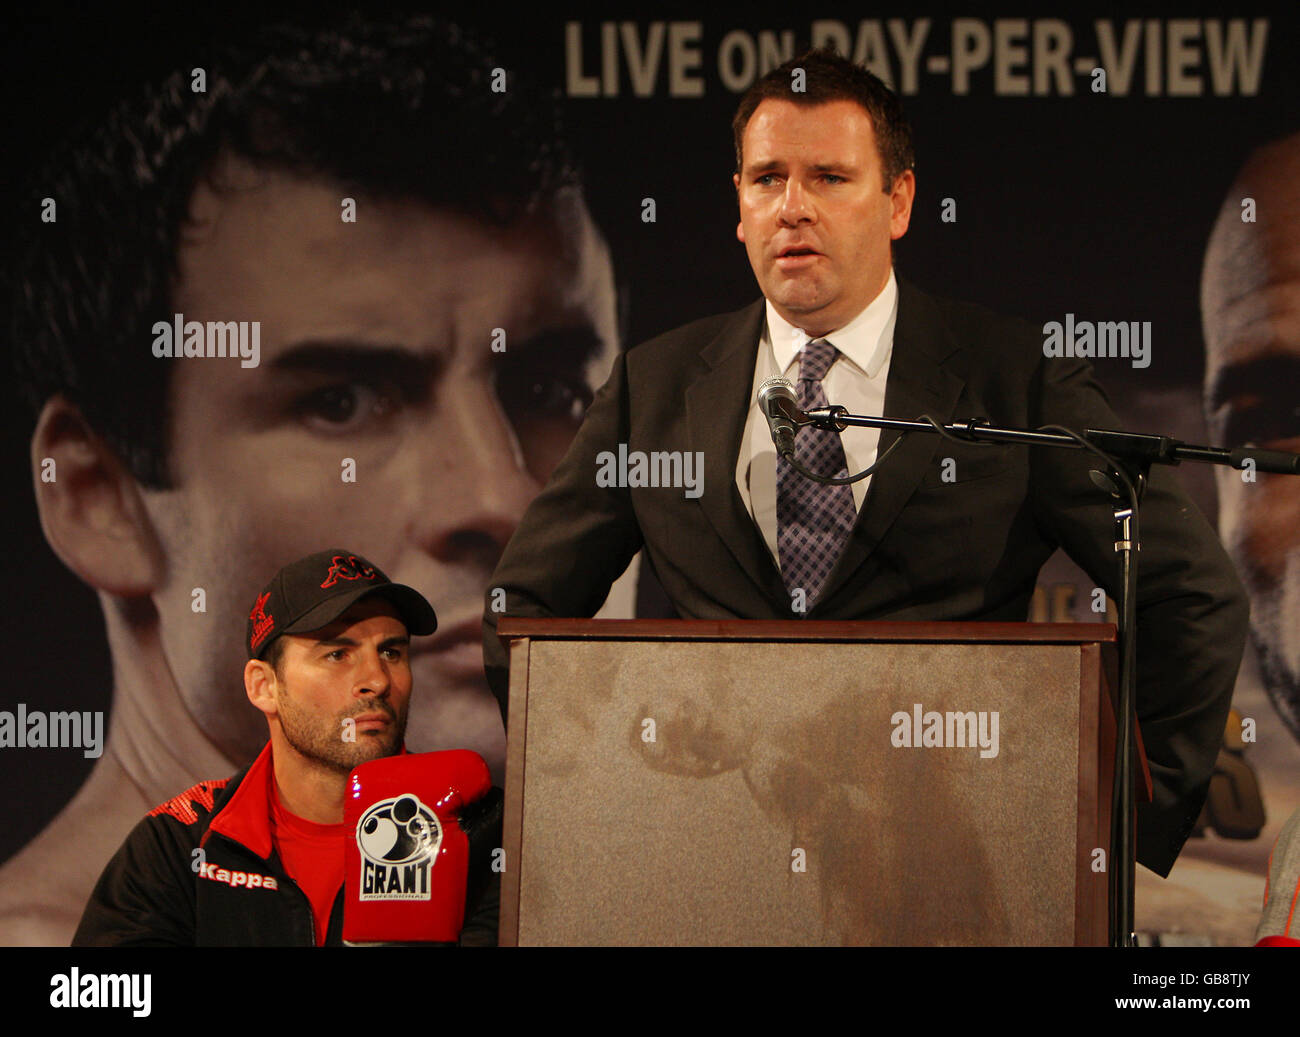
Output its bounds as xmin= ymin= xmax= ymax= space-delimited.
xmin=765 ymin=267 xmax=897 ymax=379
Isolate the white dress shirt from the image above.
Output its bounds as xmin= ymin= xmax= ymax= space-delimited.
xmin=735 ymin=269 xmax=898 ymax=569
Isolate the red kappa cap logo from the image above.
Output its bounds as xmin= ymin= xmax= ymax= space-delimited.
xmin=321 ymin=554 xmax=378 ymax=589
xmin=249 ymin=591 xmax=275 ymax=651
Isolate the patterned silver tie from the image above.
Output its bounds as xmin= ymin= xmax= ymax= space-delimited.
xmin=777 ymin=338 xmax=857 ymax=612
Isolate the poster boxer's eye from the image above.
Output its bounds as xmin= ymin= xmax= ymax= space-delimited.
xmin=295 ymin=382 xmax=396 ymax=432
xmin=499 ymin=374 xmax=590 ymax=423
xmin=495 ymin=330 xmax=599 ymax=424
xmin=1221 ymin=400 xmax=1300 ymax=450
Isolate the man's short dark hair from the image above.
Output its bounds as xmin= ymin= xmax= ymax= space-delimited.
xmin=264 ymin=636 xmax=287 ymax=680
xmin=731 ymin=47 xmax=915 ymax=191
xmin=11 ymin=14 xmax=580 ymax=489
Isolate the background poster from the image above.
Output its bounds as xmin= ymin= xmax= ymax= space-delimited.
xmin=3 ymin=2 xmax=1296 ymax=944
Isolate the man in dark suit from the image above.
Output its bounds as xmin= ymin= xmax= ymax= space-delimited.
xmin=483 ymin=48 xmax=1248 ymax=878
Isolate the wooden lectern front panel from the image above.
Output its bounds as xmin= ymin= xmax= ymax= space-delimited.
xmin=510 ymin=639 xmax=1098 ymax=945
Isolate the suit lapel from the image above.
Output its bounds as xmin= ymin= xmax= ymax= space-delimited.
xmin=817 ymin=278 xmax=966 ymax=606
xmin=683 ymin=300 xmax=788 ymax=604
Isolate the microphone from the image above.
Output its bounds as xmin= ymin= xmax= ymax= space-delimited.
xmin=343 ymin=750 xmax=500 ymax=945
xmin=757 ymin=378 xmax=802 ymax=457
xmin=1228 ymin=446 xmax=1300 ymax=475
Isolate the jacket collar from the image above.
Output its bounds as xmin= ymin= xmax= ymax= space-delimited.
xmin=817 ymin=276 xmax=966 ymax=609
xmin=684 ymin=277 xmax=967 ymax=614
xmin=207 ymin=741 xmax=277 ymax=859
xmin=685 ymin=298 xmax=787 ymax=606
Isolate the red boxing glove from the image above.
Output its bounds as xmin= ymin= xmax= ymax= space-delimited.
xmin=343 ymin=750 xmax=493 ymax=945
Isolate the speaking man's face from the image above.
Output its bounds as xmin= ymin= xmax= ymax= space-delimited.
xmin=734 ymin=98 xmax=914 ymax=338
xmin=1202 ymin=134 xmax=1300 ymax=740
xmin=140 ymin=158 xmax=618 ymax=765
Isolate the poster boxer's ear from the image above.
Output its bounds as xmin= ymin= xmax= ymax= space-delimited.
xmin=30 ymin=394 xmax=164 ymax=596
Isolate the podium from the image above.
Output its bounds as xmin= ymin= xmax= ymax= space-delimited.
xmin=497 ymin=619 xmax=1142 ymax=946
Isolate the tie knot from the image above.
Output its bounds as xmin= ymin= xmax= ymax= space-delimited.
xmin=798 ymin=338 xmax=838 ymax=381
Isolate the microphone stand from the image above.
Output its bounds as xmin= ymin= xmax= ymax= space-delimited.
xmin=788 ymin=405 xmax=1299 ymax=948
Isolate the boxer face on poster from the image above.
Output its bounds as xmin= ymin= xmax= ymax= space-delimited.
xmin=4 ymin=14 xmax=617 ymax=943
xmin=21 ymin=21 xmax=616 ymax=778
xmin=99 ymin=164 xmax=614 ymax=770
xmin=1202 ymin=131 xmax=1300 ymax=741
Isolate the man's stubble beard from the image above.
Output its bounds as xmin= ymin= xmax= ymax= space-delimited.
xmin=275 ymin=679 xmax=407 ymax=773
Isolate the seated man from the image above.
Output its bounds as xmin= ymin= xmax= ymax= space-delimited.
xmin=74 ymin=549 xmax=500 ymax=946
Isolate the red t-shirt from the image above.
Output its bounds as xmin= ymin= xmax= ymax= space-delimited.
xmin=270 ymin=783 xmax=347 ymax=946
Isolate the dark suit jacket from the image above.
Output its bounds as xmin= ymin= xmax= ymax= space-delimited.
xmin=484 ymin=277 xmax=1249 ymax=877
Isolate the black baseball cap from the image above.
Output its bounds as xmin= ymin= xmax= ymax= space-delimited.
xmin=246 ymin=549 xmax=437 ymax=659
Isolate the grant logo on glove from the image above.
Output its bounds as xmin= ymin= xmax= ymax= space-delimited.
xmin=355 ymin=794 xmax=441 ymax=901
xmin=344 ymin=750 xmax=491 ymax=944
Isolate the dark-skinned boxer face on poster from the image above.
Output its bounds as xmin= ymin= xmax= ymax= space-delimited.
xmin=1203 ymin=132 xmax=1300 ymax=745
